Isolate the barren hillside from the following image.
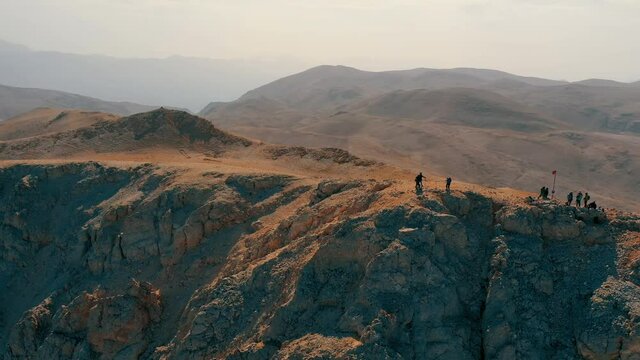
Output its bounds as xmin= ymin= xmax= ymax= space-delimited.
xmin=203 ymin=67 xmax=640 ymax=213
xmin=1 ymin=109 xmax=640 ymax=359
xmin=219 ymin=65 xmax=640 ymax=135
xmin=351 ymin=88 xmax=562 ymax=132
xmin=233 ymin=65 xmax=567 ymax=113
xmin=0 ymin=108 xmax=119 ymax=141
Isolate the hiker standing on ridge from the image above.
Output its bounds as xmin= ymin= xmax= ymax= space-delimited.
xmin=583 ymin=192 xmax=591 ymax=207
xmin=567 ymin=192 xmax=574 ymax=206
xmin=415 ymin=172 xmax=426 ymax=191
xmin=576 ymin=192 xmax=583 ymax=207
xmin=446 ymin=177 xmax=452 ymax=191
xmin=538 ymin=187 xmax=545 ymax=199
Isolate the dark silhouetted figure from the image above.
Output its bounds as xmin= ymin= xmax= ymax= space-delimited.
xmin=446 ymin=177 xmax=452 ymax=191
xmin=576 ymin=192 xmax=583 ymax=207
xmin=539 ymin=187 xmax=550 ymax=199
xmin=566 ymin=192 xmax=574 ymax=206
xmin=583 ymin=192 xmax=591 ymax=208
xmin=415 ymin=172 xmax=425 ymax=191
xmin=587 ymin=201 xmax=597 ymax=209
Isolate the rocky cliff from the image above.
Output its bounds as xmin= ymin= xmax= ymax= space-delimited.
xmin=1 ymin=161 xmax=640 ymax=359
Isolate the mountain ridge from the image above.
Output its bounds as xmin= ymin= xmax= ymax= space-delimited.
xmin=1 ymin=136 xmax=639 ymax=359
xmin=0 ymin=83 xmax=155 ymax=121
xmin=350 ymin=87 xmax=562 ymax=132
xmin=0 ymin=39 xmax=304 ymax=111
xmin=203 ymin=65 xmax=640 ymax=212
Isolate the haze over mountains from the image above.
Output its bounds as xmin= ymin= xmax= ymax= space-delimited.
xmin=225 ymin=65 xmax=640 ymax=134
xmin=0 ymin=39 xmax=304 ymax=111
xmin=4 ymin=0 xmax=640 ymax=357
xmin=0 ymin=84 xmax=154 ymax=121
xmin=202 ymin=65 xmax=640 ymax=212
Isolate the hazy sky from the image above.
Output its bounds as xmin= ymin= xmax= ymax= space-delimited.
xmin=1 ymin=0 xmax=639 ymax=81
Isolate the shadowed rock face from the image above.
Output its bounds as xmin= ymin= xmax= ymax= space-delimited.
xmin=1 ymin=163 xmax=640 ymax=359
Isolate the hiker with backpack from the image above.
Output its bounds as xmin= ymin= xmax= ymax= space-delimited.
xmin=446 ymin=177 xmax=452 ymax=191
xmin=415 ymin=172 xmax=426 ymax=191
xmin=567 ymin=192 xmax=574 ymax=206
xmin=583 ymin=192 xmax=591 ymax=207
xmin=576 ymin=192 xmax=583 ymax=207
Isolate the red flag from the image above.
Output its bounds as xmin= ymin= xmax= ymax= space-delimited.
xmin=552 ymin=170 xmax=557 ymax=175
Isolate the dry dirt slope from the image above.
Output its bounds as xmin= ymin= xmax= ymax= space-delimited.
xmin=1 ymin=109 xmax=640 ymax=359
xmin=0 ymin=108 xmax=119 ymax=141
xmin=204 ymin=95 xmax=640 ymax=213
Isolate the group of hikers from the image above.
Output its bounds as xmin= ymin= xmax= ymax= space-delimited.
xmin=566 ymin=191 xmax=597 ymax=209
xmin=537 ymin=186 xmax=598 ymax=209
xmin=415 ymin=172 xmax=452 ymax=192
xmin=414 ymin=172 xmax=599 ymax=210
xmin=537 ymin=186 xmax=552 ymax=199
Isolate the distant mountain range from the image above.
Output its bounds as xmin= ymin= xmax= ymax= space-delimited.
xmin=0 ymin=39 xmax=304 ymax=112
xmin=0 ymin=84 xmax=155 ymax=121
xmin=235 ymin=65 xmax=567 ymax=112
xmin=222 ymin=65 xmax=640 ymax=134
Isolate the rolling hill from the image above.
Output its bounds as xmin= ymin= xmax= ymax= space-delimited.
xmin=0 ymin=84 xmax=155 ymax=121
xmin=498 ymin=84 xmax=640 ymax=133
xmin=236 ymin=65 xmax=568 ymax=113
xmin=0 ymin=108 xmax=250 ymax=159
xmin=230 ymin=65 xmax=640 ymax=134
xmin=0 ymin=108 xmax=119 ymax=141
xmin=351 ymin=88 xmax=562 ymax=132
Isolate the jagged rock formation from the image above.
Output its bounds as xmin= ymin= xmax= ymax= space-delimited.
xmin=1 ymin=161 xmax=640 ymax=359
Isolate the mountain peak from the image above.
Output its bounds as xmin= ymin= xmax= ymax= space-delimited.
xmin=0 ymin=108 xmax=252 ymax=159
xmin=114 ymin=108 xmax=251 ymax=146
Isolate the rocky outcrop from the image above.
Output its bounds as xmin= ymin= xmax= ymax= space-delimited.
xmin=26 ymin=279 xmax=162 ymax=359
xmin=1 ymin=163 xmax=640 ymax=359
xmin=0 ymin=109 xmax=252 ymax=159
xmin=265 ymin=146 xmax=377 ymax=166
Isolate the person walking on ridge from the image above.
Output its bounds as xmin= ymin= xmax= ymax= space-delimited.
xmin=583 ymin=192 xmax=590 ymax=208
xmin=415 ymin=172 xmax=426 ymax=191
xmin=567 ymin=192 xmax=574 ymax=206
xmin=446 ymin=177 xmax=452 ymax=192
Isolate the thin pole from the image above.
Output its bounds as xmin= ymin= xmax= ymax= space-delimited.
xmin=551 ymin=172 xmax=557 ymax=199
